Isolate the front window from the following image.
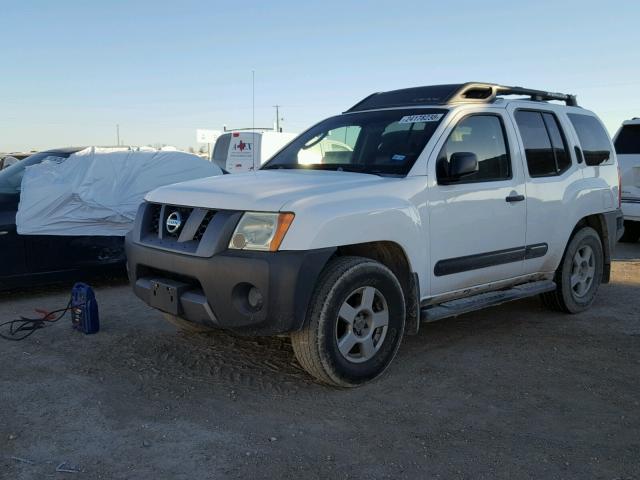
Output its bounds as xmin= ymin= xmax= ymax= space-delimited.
xmin=436 ymin=114 xmax=511 ymax=184
xmin=262 ymin=109 xmax=447 ymax=176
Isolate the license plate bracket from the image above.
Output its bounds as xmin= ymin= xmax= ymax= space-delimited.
xmin=149 ymin=279 xmax=190 ymax=315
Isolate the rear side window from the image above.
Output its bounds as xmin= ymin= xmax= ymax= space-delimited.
xmin=615 ymin=125 xmax=640 ymax=154
xmin=567 ymin=113 xmax=612 ymax=166
xmin=436 ymin=114 xmax=511 ymax=184
xmin=515 ymin=110 xmax=571 ymax=177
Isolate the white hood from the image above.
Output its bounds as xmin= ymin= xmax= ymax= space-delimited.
xmin=145 ymin=170 xmax=396 ymax=212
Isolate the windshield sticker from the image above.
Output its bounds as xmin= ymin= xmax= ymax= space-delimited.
xmin=391 ymin=154 xmax=406 ymax=161
xmin=398 ymin=114 xmax=444 ymax=124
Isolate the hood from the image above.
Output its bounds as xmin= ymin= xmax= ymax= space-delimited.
xmin=145 ymin=169 xmax=396 ymax=212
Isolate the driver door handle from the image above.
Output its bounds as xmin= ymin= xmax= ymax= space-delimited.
xmin=505 ymin=194 xmax=525 ymax=203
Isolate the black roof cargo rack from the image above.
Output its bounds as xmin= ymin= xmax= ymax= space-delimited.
xmin=345 ymin=82 xmax=578 ymax=112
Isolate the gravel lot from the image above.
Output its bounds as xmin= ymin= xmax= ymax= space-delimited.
xmin=1 ymin=244 xmax=639 ymax=479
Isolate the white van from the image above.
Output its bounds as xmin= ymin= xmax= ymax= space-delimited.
xmin=211 ymin=130 xmax=296 ymax=173
xmin=614 ymin=118 xmax=640 ymax=242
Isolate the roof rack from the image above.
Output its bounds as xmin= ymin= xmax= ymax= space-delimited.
xmin=345 ymin=82 xmax=578 ymax=112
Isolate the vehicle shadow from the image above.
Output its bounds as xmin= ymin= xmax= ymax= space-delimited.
xmin=613 ymin=240 xmax=640 ymax=261
xmin=0 ymin=273 xmax=129 ymax=301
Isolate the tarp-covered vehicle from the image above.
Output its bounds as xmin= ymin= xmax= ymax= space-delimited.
xmin=0 ymin=147 xmax=222 ymax=289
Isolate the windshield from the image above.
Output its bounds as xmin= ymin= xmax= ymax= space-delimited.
xmin=262 ymin=108 xmax=447 ymax=176
xmin=0 ymin=151 xmax=70 ymax=194
xmin=615 ymin=125 xmax=640 ymax=155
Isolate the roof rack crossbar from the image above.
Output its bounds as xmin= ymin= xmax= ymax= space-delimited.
xmin=494 ymin=85 xmax=578 ymax=106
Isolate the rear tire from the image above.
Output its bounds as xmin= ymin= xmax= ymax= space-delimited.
xmin=620 ymin=220 xmax=640 ymax=243
xmin=162 ymin=313 xmax=214 ymax=333
xmin=291 ymin=256 xmax=406 ymax=387
xmin=541 ymin=227 xmax=603 ymax=313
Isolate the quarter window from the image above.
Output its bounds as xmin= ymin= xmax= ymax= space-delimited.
xmin=515 ymin=110 xmax=571 ymax=177
xmin=567 ymin=113 xmax=612 ymax=166
xmin=436 ymin=115 xmax=511 ymax=184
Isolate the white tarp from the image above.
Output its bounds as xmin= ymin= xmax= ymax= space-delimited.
xmin=16 ymin=147 xmax=222 ymax=236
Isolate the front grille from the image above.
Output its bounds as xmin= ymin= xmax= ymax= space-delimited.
xmin=142 ymin=203 xmax=218 ymax=251
xmin=193 ymin=210 xmax=216 ymax=242
xmin=149 ymin=204 xmax=162 ymax=235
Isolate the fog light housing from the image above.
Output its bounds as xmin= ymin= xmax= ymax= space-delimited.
xmin=247 ymin=286 xmax=263 ymax=310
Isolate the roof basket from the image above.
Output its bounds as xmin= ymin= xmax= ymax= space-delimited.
xmin=345 ymin=82 xmax=578 ymax=112
xmin=451 ymin=83 xmax=578 ymax=107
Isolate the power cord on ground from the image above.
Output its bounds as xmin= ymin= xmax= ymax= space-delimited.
xmin=0 ymin=300 xmax=75 ymax=341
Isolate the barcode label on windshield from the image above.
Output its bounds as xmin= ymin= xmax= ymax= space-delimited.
xmin=398 ymin=114 xmax=443 ymax=124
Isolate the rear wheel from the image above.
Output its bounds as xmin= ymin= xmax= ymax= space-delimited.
xmin=620 ymin=220 xmax=640 ymax=243
xmin=291 ymin=256 xmax=406 ymax=387
xmin=541 ymin=227 xmax=603 ymax=313
xmin=162 ymin=313 xmax=214 ymax=333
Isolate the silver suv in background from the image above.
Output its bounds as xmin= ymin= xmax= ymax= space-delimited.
xmin=614 ymin=118 xmax=640 ymax=242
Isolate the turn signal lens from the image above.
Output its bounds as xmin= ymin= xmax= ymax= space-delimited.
xmin=270 ymin=213 xmax=295 ymax=252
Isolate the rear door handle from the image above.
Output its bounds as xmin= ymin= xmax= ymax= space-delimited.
xmin=505 ymin=194 xmax=525 ymax=203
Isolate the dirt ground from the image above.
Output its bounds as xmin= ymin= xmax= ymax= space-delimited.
xmin=1 ymin=245 xmax=639 ymax=479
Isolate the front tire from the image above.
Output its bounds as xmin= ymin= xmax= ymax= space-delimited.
xmin=291 ymin=256 xmax=406 ymax=387
xmin=541 ymin=227 xmax=603 ymax=313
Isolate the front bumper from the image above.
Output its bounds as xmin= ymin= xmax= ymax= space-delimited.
xmin=621 ymin=199 xmax=640 ymax=222
xmin=125 ymin=202 xmax=334 ymax=335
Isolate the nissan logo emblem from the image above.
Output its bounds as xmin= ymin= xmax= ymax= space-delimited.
xmin=166 ymin=211 xmax=182 ymax=234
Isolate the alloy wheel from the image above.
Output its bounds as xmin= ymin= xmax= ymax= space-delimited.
xmin=571 ymin=245 xmax=595 ymax=298
xmin=335 ymin=286 xmax=389 ymax=363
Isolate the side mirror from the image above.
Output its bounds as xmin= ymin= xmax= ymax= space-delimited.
xmin=448 ymin=152 xmax=478 ymax=180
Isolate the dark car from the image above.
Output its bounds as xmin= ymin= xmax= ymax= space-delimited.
xmin=0 ymin=148 xmax=126 ymax=289
xmin=1 ymin=152 xmax=32 ymax=170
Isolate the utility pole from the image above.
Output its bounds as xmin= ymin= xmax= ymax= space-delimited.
xmin=252 ymin=70 xmax=255 ymax=169
xmin=116 ymin=124 xmax=120 ymax=146
xmin=273 ymin=105 xmax=281 ymax=132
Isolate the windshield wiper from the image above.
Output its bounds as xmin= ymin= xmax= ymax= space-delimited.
xmin=262 ymin=163 xmax=389 ymax=176
xmin=262 ymin=164 xmax=299 ymax=170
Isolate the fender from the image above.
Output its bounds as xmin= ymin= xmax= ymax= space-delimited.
xmin=280 ymin=178 xmax=428 ymax=294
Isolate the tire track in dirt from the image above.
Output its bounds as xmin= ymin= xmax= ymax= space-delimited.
xmin=97 ymin=328 xmax=323 ymax=398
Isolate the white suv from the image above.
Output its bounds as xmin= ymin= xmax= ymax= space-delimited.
xmin=126 ymin=83 xmax=623 ymax=387
xmin=614 ymin=118 xmax=640 ymax=242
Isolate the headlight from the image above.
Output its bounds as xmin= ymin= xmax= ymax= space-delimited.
xmin=229 ymin=212 xmax=295 ymax=251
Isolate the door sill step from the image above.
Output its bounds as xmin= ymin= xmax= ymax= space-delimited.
xmin=420 ymin=280 xmax=556 ymax=323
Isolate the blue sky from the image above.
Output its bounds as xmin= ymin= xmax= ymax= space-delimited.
xmin=1 ymin=0 xmax=638 ymax=152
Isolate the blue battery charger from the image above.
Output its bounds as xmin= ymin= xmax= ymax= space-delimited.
xmin=71 ymin=283 xmax=100 ymax=334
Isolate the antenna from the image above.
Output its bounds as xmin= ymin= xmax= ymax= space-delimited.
xmin=116 ymin=124 xmax=120 ymax=146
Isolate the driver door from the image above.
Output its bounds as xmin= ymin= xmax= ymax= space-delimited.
xmin=426 ymin=110 xmax=527 ymax=296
